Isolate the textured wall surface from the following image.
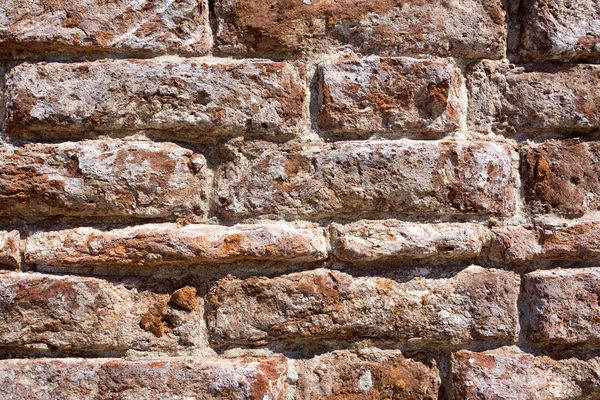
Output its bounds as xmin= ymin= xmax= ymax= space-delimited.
xmin=0 ymin=0 xmax=599 ymax=399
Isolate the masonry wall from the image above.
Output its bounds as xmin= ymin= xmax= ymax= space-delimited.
xmin=0 ymin=1 xmax=599 ymax=399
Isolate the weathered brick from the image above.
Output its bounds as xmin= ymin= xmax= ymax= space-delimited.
xmin=214 ymin=0 xmax=507 ymax=59
xmin=0 ymin=357 xmax=287 ymax=399
xmin=295 ymin=350 xmax=440 ymax=399
xmin=0 ymin=140 xmax=208 ymax=221
xmin=215 ymin=140 xmax=515 ymax=220
xmin=332 ymin=221 xmax=487 ymax=262
xmin=521 ymin=140 xmax=600 ymax=217
xmin=5 ymin=59 xmax=305 ymax=141
xmin=0 ymin=230 xmax=20 ymax=269
xmin=207 ymin=267 xmax=519 ymax=348
xmin=0 ymin=272 xmax=206 ymax=354
xmin=520 ymin=0 xmax=600 ymax=62
xmin=523 ymin=268 xmax=600 ymax=347
xmin=0 ymin=0 xmax=211 ymax=56
xmin=468 ymin=61 xmax=600 ymax=135
xmin=25 ymin=223 xmax=328 ymax=270
xmin=453 ymin=349 xmax=600 ymax=399
xmin=489 ymin=222 xmax=600 ymax=263
xmin=317 ymin=57 xmax=463 ymax=136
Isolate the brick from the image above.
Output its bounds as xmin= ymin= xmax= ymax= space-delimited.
xmin=295 ymin=350 xmax=440 ymax=399
xmin=207 ymin=267 xmax=519 ymax=348
xmin=214 ymin=0 xmax=506 ymax=59
xmin=0 ymin=357 xmax=287 ymax=399
xmin=25 ymin=223 xmax=328 ymax=270
xmin=0 ymin=140 xmax=208 ymax=221
xmin=332 ymin=221 xmax=487 ymax=262
xmin=453 ymin=349 xmax=600 ymax=399
xmin=0 ymin=272 xmax=206 ymax=354
xmin=0 ymin=0 xmax=211 ymax=56
xmin=317 ymin=57 xmax=463 ymax=136
xmin=521 ymin=140 xmax=600 ymax=217
xmin=0 ymin=230 xmax=20 ymax=269
xmin=468 ymin=61 xmax=600 ymax=135
xmin=523 ymin=268 xmax=600 ymax=347
xmin=5 ymin=59 xmax=305 ymax=141
xmin=520 ymin=0 xmax=600 ymax=62
xmin=489 ymin=222 xmax=600 ymax=263
xmin=215 ymin=140 xmax=515 ymax=220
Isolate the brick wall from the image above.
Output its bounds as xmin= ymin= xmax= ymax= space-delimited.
xmin=0 ymin=1 xmax=599 ymax=398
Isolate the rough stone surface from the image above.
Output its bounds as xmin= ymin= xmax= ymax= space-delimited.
xmin=170 ymin=286 xmax=198 ymax=311
xmin=523 ymin=268 xmax=600 ymax=347
xmin=521 ymin=140 xmax=600 ymax=217
xmin=0 ymin=140 xmax=208 ymax=222
xmin=520 ymin=0 xmax=600 ymax=62
xmin=295 ymin=350 xmax=440 ymax=399
xmin=0 ymin=272 xmax=206 ymax=354
xmin=453 ymin=349 xmax=600 ymax=399
xmin=214 ymin=0 xmax=507 ymax=59
xmin=0 ymin=230 xmax=21 ymax=269
xmin=468 ymin=61 xmax=600 ymax=136
xmin=5 ymin=59 xmax=305 ymax=140
xmin=332 ymin=221 xmax=487 ymax=262
xmin=0 ymin=0 xmax=212 ymax=56
xmin=207 ymin=266 xmax=519 ymax=348
xmin=317 ymin=57 xmax=463 ymax=136
xmin=489 ymin=222 xmax=600 ymax=264
xmin=0 ymin=357 xmax=287 ymax=399
xmin=25 ymin=223 xmax=328 ymax=270
xmin=215 ymin=139 xmax=515 ymax=220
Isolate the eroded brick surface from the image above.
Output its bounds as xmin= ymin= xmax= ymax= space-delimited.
xmin=523 ymin=268 xmax=600 ymax=346
xmin=332 ymin=220 xmax=487 ymax=262
xmin=0 ymin=357 xmax=287 ymax=399
xmin=5 ymin=59 xmax=305 ymax=140
xmin=25 ymin=223 xmax=328 ymax=269
xmin=468 ymin=61 xmax=600 ymax=136
xmin=453 ymin=349 xmax=600 ymax=399
xmin=207 ymin=267 xmax=519 ymax=348
xmin=0 ymin=0 xmax=212 ymax=56
xmin=214 ymin=0 xmax=507 ymax=59
xmin=0 ymin=272 xmax=206 ymax=354
xmin=521 ymin=140 xmax=600 ymax=217
xmin=489 ymin=222 xmax=600 ymax=263
xmin=520 ymin=0 xmax=600 ymax=62
xmin=318 ymin=57 xmax=463 ymax=136
xmin=215 ymin=140 xmax=515 ymax=220
xmin=0 ymin=140 xmax=208 ymax=221
xmin=295 ymin=350 xmax=440 ymax=399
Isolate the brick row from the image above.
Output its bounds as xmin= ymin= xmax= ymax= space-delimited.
xmin=207 ymin=267 xmax=520 ymax=348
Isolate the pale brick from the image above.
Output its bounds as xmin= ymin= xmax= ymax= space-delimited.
xmin=0 ymin=357 xmax=287 ymax=399
xmin=215 ymin=140 xmax=515 ymax=220
xmin=332 ymin=221 xmax=487 ymax=262
xmin=295 ymin=350 xmax=440 ymax=399
xmin=523 ymin=268 xmax=600 ymax=346
xmin=5 ymin=59 xmax=305 ymax=140
xmin=489 ymin=222 xmax=600 ymax=263
xmin=521 ymin=140 xmax=600 ymax=217
xmin=453 ymin=349 xmax=600 ymax=399
xmin=0 ymin=0 xmax=211 ymax=56
xmin=207 ymin=267 xmax=519 ymax=348
xmin=520 ymin=0 xmax=600 ymax=62
xmin=468 ymin=61 xmax=600 ymax=135
xmin=0 ymin=272 xmax=206 ymax=354
xmin=0 ymin=140 xmax=208 ymax=221
xmin=214 ymin=0 xmax=507 ymax=59
xmin=25 ymin=223 xmax=328 ymax=270
xmin=0 ymin=230 xmax=20 ymax=269
xmin=318 ymin=57 xmax=463 ymax=136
